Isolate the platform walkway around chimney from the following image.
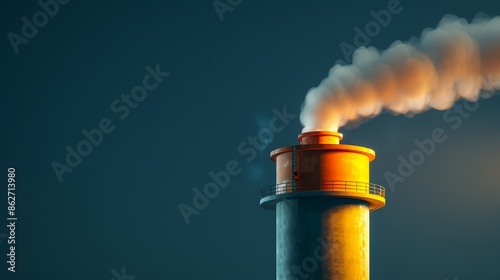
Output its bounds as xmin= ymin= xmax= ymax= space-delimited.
xmin=260 ymin=180 xmax=385 ymax=211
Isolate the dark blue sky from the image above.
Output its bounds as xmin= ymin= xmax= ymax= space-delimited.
xmin=1 ymin=0 xmax=499 ymax=279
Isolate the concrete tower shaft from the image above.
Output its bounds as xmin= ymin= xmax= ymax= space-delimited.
xmin=260 ymin=131 xmax=386 ymax=280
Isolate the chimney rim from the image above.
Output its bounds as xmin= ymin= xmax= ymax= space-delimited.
xmin=298 ymin=131 xmax=344 ymax=144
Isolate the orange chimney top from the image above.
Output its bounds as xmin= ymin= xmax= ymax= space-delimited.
xmin=298 ymin=131 xmax=343 ymax=144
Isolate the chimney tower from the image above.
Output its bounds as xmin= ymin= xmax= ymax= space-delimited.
xmin=260 ymin=131 xmax=386 ymax=280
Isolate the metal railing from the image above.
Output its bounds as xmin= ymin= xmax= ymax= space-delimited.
xmin=260 ymin=180 xmax=385 ymax=199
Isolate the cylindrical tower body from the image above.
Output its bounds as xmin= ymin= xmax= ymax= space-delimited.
xmin=260 ymin=131 xmax=385 ymax=280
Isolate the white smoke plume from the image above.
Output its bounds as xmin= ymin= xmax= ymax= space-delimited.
xmin=300 ymin=14 xmax=500 ymax=132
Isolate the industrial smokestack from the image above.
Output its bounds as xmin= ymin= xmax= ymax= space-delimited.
xmin=300 ymin=15 xmax=500 ymax=132
xmin=260 ymin=132 xmax=385 ymax=279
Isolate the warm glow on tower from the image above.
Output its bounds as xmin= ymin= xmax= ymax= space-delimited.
xmin=260 ymin=131 xmax=386 ymax=279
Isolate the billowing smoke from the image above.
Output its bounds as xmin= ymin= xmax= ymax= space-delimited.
xmin=300 ymin=15 xmax=500 ymax=132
